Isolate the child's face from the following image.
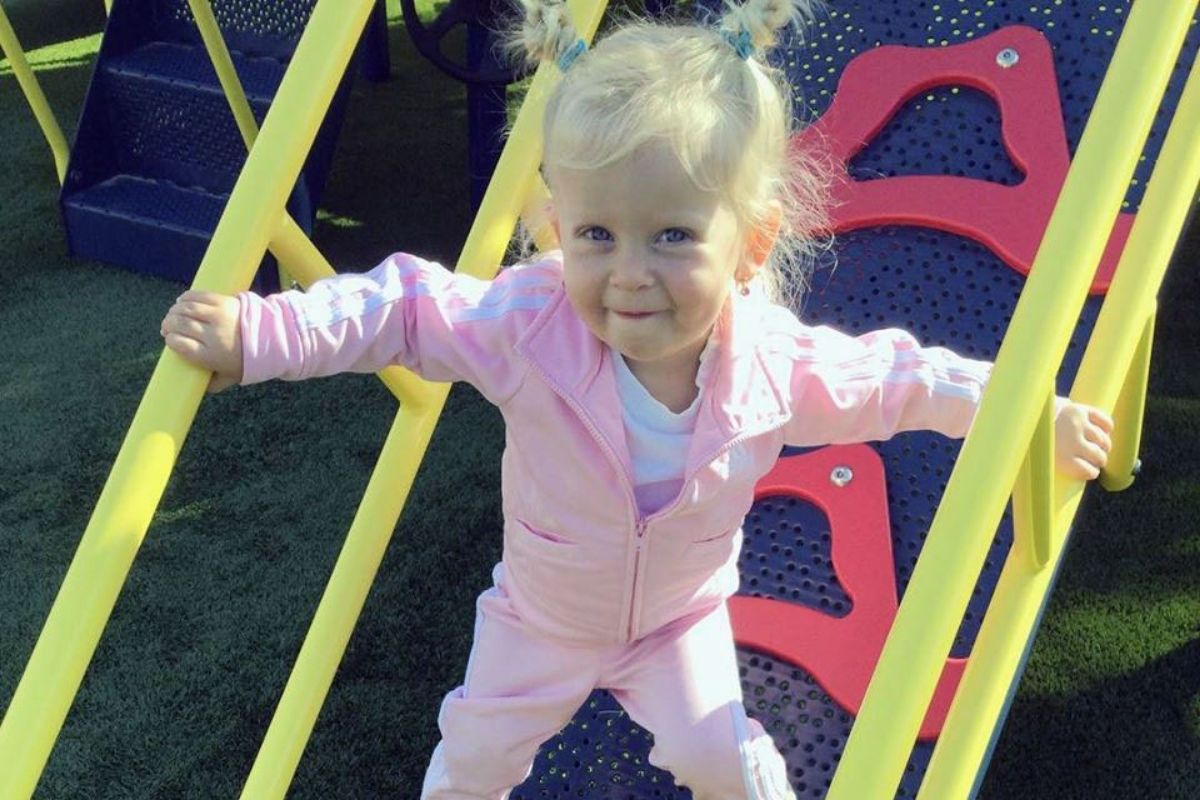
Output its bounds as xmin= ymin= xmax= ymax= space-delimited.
xmin=548 ymin=142 xmax=752 ymax=379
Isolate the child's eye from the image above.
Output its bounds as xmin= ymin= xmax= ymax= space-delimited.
xmin=577 ymin=226 xmax=613 ymax=243
xmin=657 ymin=228 xmax=694 ymax=245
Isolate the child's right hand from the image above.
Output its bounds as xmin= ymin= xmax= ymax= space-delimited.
xmin=161 ymin=290 xmax=243 ymax=393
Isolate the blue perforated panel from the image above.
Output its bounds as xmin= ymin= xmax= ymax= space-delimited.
xmin=517 ymin=3 xmax=1200 ymax=797
xmin=742 ymin=495 xmax=851 ymax=616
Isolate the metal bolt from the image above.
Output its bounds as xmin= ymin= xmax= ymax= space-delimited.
xmin=997 ymin=48 xmax=1020 ymax=68
xmin=830 ymin=466 xmax=854 ymax=487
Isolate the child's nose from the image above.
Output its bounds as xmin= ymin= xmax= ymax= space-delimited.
xmin=609 ymin=254 xmax=653 ymax=289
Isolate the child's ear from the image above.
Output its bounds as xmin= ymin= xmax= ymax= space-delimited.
xmin=740 ymin=202 xmax=783 ymax=281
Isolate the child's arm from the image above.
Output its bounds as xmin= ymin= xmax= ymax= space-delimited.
xmin=784 ymin=324 xmax=1113 ymax=480
xmin=783 ymin=324 xmax=992 ymax=443
xmin=161 ymin=253 xmax=560 ymax=402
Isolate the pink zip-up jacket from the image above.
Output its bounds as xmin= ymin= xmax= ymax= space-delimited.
xmin=239 ymin=252 xmax=991 ymax=644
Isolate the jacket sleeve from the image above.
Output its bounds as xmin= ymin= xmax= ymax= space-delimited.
xmin=237 ymin=252 xmax=559 ymax=404
xmin=782 ymin=324 xmax=993 ymax=446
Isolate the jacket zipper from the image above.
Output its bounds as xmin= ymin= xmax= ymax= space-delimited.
xmin=518 ymin=358 xmax=645 ymax=641
xmin=519 ymin=354 xmax=790 ymax=641
xmin=626 ymin=518 xmax=648 ymax=641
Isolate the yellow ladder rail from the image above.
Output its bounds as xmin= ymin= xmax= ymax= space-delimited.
xmin=919 ymin=41 xmax=1200 ymax=798
xmin=0 ymin=0 xmax=70 ymax=183
xmin=826 ymin=3 xmax=1198 ymax=797
xmin=0 ymin=2 xmax=378 ymax=797
xmin=185 ymin=0 xmax=425 ymax=407
xmin=239 ymin=2 xmax=609 ymax=793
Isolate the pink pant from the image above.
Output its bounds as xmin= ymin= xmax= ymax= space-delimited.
xmin=422 ymin=587 xmax=795 ymax=799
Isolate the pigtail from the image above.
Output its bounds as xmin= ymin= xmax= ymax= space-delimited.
xmin=718 ymin=0 xmax=821 ymax=55
xmin=505 ymin=0 xmax=583 ymax=71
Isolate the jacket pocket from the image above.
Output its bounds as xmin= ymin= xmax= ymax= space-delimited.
xmin=515 ymin=519 xmax=575 ymax=546
xmin=683 ymin=528 xmax=740 ymax=565
xmin=692 ymin=529 xmax=735 ymax=545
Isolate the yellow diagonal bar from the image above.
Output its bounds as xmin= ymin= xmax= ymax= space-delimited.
xmin=826 ymin=4 xmax=1197 ymax=797
xmin=186 ymin=0 xmax=425 ymax=407
xmin=1012 ymin=390 xmax=1056 ymax=570
xmin=918 ymin=40 xmax=1200 ymax=800
xmin=0 ymin=1 xmax=70 ymax=183
xmin=0 ymin=3 xmax=376 ymax=797
xmin=187 ymin=0 xmax=259 ymax=147
xmin=238 ymin=1 xmax=609 ymax=795
xmin=1098 ymin=309 xmax=1153 ymax=492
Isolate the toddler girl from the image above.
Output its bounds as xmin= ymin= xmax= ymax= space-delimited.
xmin=160 ymin=0 xmax=1114 ymax=796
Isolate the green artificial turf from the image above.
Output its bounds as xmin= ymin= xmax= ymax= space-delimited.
xmin=0 ymin=4 xmax=1197 ymax=798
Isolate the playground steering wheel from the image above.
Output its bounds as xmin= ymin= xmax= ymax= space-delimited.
xmin=400 ymin=0 xmax=527 ymax=85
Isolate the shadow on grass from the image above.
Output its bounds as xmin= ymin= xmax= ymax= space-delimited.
xmin=982 ymin=639 xmax=1200 ymax=800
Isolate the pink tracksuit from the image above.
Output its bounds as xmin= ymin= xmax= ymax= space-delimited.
xmin=238 ymin=252 xmax=991 ymax=798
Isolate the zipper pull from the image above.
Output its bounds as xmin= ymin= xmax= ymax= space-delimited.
xmin=636 ymin=519 xmax=647 ymax=539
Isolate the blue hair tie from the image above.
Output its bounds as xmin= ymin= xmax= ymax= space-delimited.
xmin=723 ymin=28 xmax=754 ymax=60
xmin=556 ymin=38 xmax=587 ymax=72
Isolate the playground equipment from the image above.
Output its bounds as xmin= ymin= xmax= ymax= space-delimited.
xmin=1 ymin=0 xmax=1198 ymax=797
xmin=3 ymin=0 xmax=387 ymax=289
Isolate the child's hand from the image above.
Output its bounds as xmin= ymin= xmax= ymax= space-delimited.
xmin=1054 ymin=400 xmax=1114 ymax=481
xmin=160 ymin=290 xmax=243 ymax=393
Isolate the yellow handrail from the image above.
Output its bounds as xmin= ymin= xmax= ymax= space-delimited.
xmin=1099 ymin=309 xmax=1154 ymax=493
xmin=0 ymin=1 xmax=70 ymax=183
xmin=0 ymin=2 xmax=377 ymax=797
xmin=919 ymin=42 xmax=1200 ymax=798
xmin=826 ymin=4 xmax=1198 ymax=797
xmin=1013 ymin=391 xmax=1055 ymax=569
xmin=238 ymin=2 xmax=609 ymax=794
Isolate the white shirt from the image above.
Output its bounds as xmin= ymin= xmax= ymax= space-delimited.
xmin=610 ymin=336 xmax=717 ymax=515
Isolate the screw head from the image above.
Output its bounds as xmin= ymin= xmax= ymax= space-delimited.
xmin=830 ymin=466 xmax=854 ymax=487
xmin=997 ymin=48 xmax=1020 ymax=68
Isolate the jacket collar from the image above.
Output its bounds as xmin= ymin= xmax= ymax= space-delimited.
xmin=514 ymin=281 xmax=791 ymax=475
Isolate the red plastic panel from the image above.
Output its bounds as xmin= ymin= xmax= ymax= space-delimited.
xmin=729 ymin=446 xmax=964 ymax=740
xmin=794 ymin=25 xmax=1131 ymax=295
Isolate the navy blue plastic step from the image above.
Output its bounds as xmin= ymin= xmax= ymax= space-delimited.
xmin=105 ymin=40 xmax=283 ymax=104
xmin=95 ymin=40 xmax=288 ymax=192
xmin=66 ymin=173 xmax=226 ymax=232
xmin=61 ymin=173 xmax=285 ymax=291
xmin=60 ymin=0 xmax=362 ymax=289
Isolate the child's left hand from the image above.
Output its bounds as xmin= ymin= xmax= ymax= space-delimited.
xmin=1054 ymin=399 xmax=1114 ymax=481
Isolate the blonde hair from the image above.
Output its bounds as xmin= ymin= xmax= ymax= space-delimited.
xmin=508 ymin=0 xmax=831 ymax=309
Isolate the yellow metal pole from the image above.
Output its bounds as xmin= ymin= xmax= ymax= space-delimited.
xmin=238 ymin=2 xmax=610 ymax=794
xmin=0 ymin=1 xmax=70 ymax=183
xmin=186 ymin=0 xmax=259 ymax=146
xmin=826 ymin=4 xmax=1196 ymax=797
xmin=918 ymin=43 xmax=1200 ymax=800
xmin=1011 ymin=391 xmax=1056 ymax=569
xmin=1098 ymin=310 xmax=1153 ymax=492
xmin=0 ymin=3 xmax=375 ymax=798
xmin=185 ymin=0 xmax=426 ymax=407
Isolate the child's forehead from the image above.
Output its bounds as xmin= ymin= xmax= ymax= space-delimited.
xmin=546 ymin=141 xmax=722 ymax=210
xmin=544 ymin=155 xmax=729 ymax=230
